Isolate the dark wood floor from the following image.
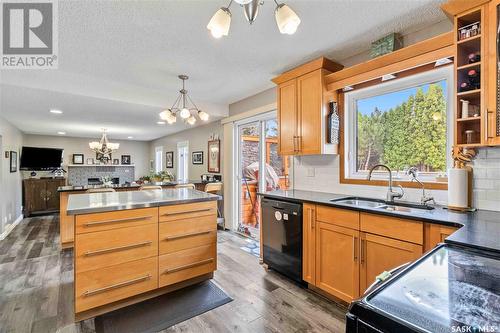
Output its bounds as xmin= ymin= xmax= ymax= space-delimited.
xmin=0 ymin=215 xmax=346 ymax=333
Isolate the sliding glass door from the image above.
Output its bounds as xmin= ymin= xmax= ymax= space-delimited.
xmin=235 ymin=112 xmax=290 ymax=241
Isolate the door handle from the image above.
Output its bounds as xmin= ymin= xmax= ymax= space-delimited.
xmin=84 ymin=241 xmax=152 ymax=256
xmin=161 ymin=208 xmax=212 ymax=216
xmin=360 ymin=239 xmax=365 ymax=265
xmin=164 ymin=230 xmax=212 ymax=241
xmin=353 ymin=237 xmax=358 ymax=262
xmin=163 ymin=258 xmax=214 ymax=274
xmin=486 ymin=109 xmax=494 ymax=139
xmin=84 ymin=216 xmax=152 ymax=227
xmin=309 ymin=208 xmax=315 ymax=229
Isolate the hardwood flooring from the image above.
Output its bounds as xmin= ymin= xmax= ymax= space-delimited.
xmin=0 ymin=215 xmax=346 ymax=333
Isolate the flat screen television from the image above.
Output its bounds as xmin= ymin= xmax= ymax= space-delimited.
xmin=20 ymin=147 xmax=63 ymax=170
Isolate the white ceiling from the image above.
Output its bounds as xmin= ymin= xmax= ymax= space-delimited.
xmin=0 ymin=0 xmax=448 ymax=141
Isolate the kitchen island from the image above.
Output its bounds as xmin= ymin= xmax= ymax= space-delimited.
xmin=58 ymin=180 xmax=219 ymax=249
xmin=66 ymin=188 xmax=219 ymax=321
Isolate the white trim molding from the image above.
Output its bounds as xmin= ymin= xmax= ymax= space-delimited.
xmin=0 ymin=214 xmax=24 ymax=241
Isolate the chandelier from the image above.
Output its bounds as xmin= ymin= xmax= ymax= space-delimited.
xmin=159 ymin=75 xmax=209 ymax=126
xmin=207 ymin=0 xmax=301 ymax=39
xmin=89 ymin=129 xmax=120 ymax=162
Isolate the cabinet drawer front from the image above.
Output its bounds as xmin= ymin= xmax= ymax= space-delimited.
xmin=159 ymin=215 xmax=216 ymax=254
xmin=159 ymin=201 xmax=217 ymax=222
xmin=75 ymin=257 xmax=158 ymax=313
xmin=75 ymin=208 xmax=158 ymax=234
xmin=158 ymin=244 xmax=216 ymax=287
xmin=75 ymin=224 xmax=158 ymax=273
xmin=316 ymin=206 xmax=359 ymax=230
xmin=360 ymin=213 xmax=423 ymax=244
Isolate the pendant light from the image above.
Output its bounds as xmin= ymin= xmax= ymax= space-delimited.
xmin=207 ymin=0 xmax=300 ymax=38
xmin=159 ymin=75 xmax=209 ymax=125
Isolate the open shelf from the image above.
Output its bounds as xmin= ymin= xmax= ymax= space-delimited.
xmin=457 ymin=34 xmax=481 ymax=44
xmin=457 ymin=116 xmax=481 ymax=122
xmin=457 ymin=89 xmax=481 ymax=97
xmin=457 ymin=62 xmax=481 ymax=70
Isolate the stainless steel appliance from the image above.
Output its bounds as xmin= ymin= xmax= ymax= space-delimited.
xmin=261 ymin=198 xmax=303 ymax=283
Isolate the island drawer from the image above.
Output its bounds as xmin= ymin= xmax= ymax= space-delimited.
xmin=75 ymin=257 xmax=158 ymax=313
xmin=159 ymin=215 xmax=216 ymax=254
xmin=316 ymin=206 xmax=360 ymax=230
xmin=75 ymin=207 xmax=158 ymax=234
xmin=360 ymin=213 xmax=423 ymax=244
xmin=158 ymin=244 xmax=216 ymax=287
xmin=159 ymin=201 xmax=217 ymax=222
xmin=75 ymin=224 xmax=158 ymax=273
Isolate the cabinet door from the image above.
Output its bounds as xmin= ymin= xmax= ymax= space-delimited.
xmin=360 ymin=232 xmax=422 ymax=293
xmin=488 ymin=0 xmax=500 ymax=145
xmin=277 ymin=79 xmax=298 ymax=155
xmin=46 ymin=179 xmax=64 ymax=210
xmin=315 ymin=221 xmax=360 ymax=302
xmin=24 ymin=180 xmax=47 ymax=214
xmin=297 ymin=70 xmax=322 ymax=155
xmin=302 ymin=203 xmax=316 ymax=284
xmin=424 ymin=224 xmax=458 ymax=252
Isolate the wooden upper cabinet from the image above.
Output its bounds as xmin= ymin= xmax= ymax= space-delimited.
xmin=302 ymin=203 xmax=316 ymax=284
xmin=487 ymin=0 xmax=500 ymax=145
xmin=278 ymin=79 xmax=298 ymax=155
xmin=297 ymin=70 xmax=323 ymax=155
xmin=315 ymin=222 xmax=360 ymax=302
xmin=272 ymin=57 xmax=343 ymax=156
xmin=359 ymin=232 xmax=422 ymax=293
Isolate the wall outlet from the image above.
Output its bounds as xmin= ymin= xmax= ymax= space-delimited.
xmin=307 ymin=168 xmax=315 ymax=177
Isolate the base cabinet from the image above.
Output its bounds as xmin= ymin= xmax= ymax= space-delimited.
xmin=359 ymin=232 xmax=422 ymax=293
xmin=24 ymin=178 xmax=65 ymax=216
xmin=303 ymin=204 xmax=426 ymax=303
xmin=316 ymin=222 xmax=360 ymax=302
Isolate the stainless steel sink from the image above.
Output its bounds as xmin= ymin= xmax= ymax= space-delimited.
xmin=330 ymin=196 xmax=434 ymax=212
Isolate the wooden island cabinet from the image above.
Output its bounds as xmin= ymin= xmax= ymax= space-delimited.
xmin=67 ymin=190 xmax=219 ymax=321
xmin=303 ymin=204 xmax=459 ymax=303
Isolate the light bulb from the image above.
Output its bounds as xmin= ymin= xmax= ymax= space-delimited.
xmin=187 ymin=116 xmax=196 ymax=125
xmin=180 ymin=108 xmax=191 ymax=119
xmin=207 ymin=7 xmax=231 ymax=38
xmin=167 ymin=114 xmax=177 ymax=124
xmin=198 ymin=110 xmax=209 ymax=121
xmin=275 ymin=4 xmax=300 ymax=35
xmin=159 ymin=109 xmax=173 ymax=121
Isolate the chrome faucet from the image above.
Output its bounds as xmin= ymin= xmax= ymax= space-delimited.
xmin=367 ymin=164 xmax=404 ymax=203
xmin=407 ymin=167 xmax=435 ymax=206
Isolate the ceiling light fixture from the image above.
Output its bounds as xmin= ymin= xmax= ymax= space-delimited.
xmin=207 ymin=0 xmax=300 ymax=38
xmin=159 ymin=75 xmax=208 ymax=126
xmin=57 ymin=131 xmax=66 ymax=135
xmin=50 ymin=109 xmax=63 ymax=114
xmin=157 ymin=121 xmax=166 ymax=125
xmin=89 ymin=129 xmax=120 ymax=162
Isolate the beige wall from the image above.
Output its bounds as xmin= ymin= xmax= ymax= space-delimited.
xmin=149 ymin=121 xmax=223 ymax=181
xmin=22 ymin=135 xmax=150 ymax=178
xmin=229 ymin=88 xmax=276 ymax=117
xmin=0 ymin=116 xmax=24 ymax=237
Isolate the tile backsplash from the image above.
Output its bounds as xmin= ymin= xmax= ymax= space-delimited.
xmin=292 ymin=146 xmax=500 ymax=212
xmin=68 ymin=165 xmax=135 ymax=186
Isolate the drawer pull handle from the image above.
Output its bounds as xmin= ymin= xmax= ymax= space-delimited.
xmin=164 ymin=231 xmax=212 ymax=241
xmin=84 ymin=241 xmax=152 ymax=256
xmin=84 ymin=216 xmax=152 ymax=227
xmin=83 ymin=274 xmax=151 ymax=297
xmin=163 ymin=258 xmax=214 ymax=274
xmin=161 ymin=208 xmax=212 ymax=216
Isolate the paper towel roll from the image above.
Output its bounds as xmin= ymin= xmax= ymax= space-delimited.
xmin=448 ymin=168 xmax=468 ymax=208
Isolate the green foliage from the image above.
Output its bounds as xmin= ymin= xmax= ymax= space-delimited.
xmin=357 ymin=83 xmax=447 ymax=172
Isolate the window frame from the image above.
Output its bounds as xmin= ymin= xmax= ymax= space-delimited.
xmin=155 ymin=146 xmax=163 ymax=173
xmin=343 ymin=65 xmax=454 ymax=184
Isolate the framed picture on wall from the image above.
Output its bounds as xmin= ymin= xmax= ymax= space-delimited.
xmin=166 ymin=151 xmax=174 ymax=168
xmin=10 ymin=151 xmax=17 ymax=173
xmin=72 ymin=154 xmax=84 ymax=164
xmin=121 ymin=155 xmax=131 ymax=165
xmin=192 ymin=151 xmax=203 ymax=165
xmin=208 ymin=140 xmax=220 ymax=173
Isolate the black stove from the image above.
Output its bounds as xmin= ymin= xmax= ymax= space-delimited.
xmin=347 ymin=244 xmax=500 ymax=333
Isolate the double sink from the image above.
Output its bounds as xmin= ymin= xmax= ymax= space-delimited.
xmin=330 ymin=197 xmax=434 ymax=213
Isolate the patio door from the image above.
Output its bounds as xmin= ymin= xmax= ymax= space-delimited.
xmin=235 ymin=112 xmax=290 ymax=241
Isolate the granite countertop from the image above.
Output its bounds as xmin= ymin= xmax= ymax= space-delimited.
xmin=58 ymin=180 xmax=217 ymax=192
xmin=66 ymin=188 xmax=220 ymax=215
xmin=258 ymin=189 xmax=500 ymax=254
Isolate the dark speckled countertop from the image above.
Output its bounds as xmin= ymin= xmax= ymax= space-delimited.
xmin=258 ymin=189 xmax=500 ymax=254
